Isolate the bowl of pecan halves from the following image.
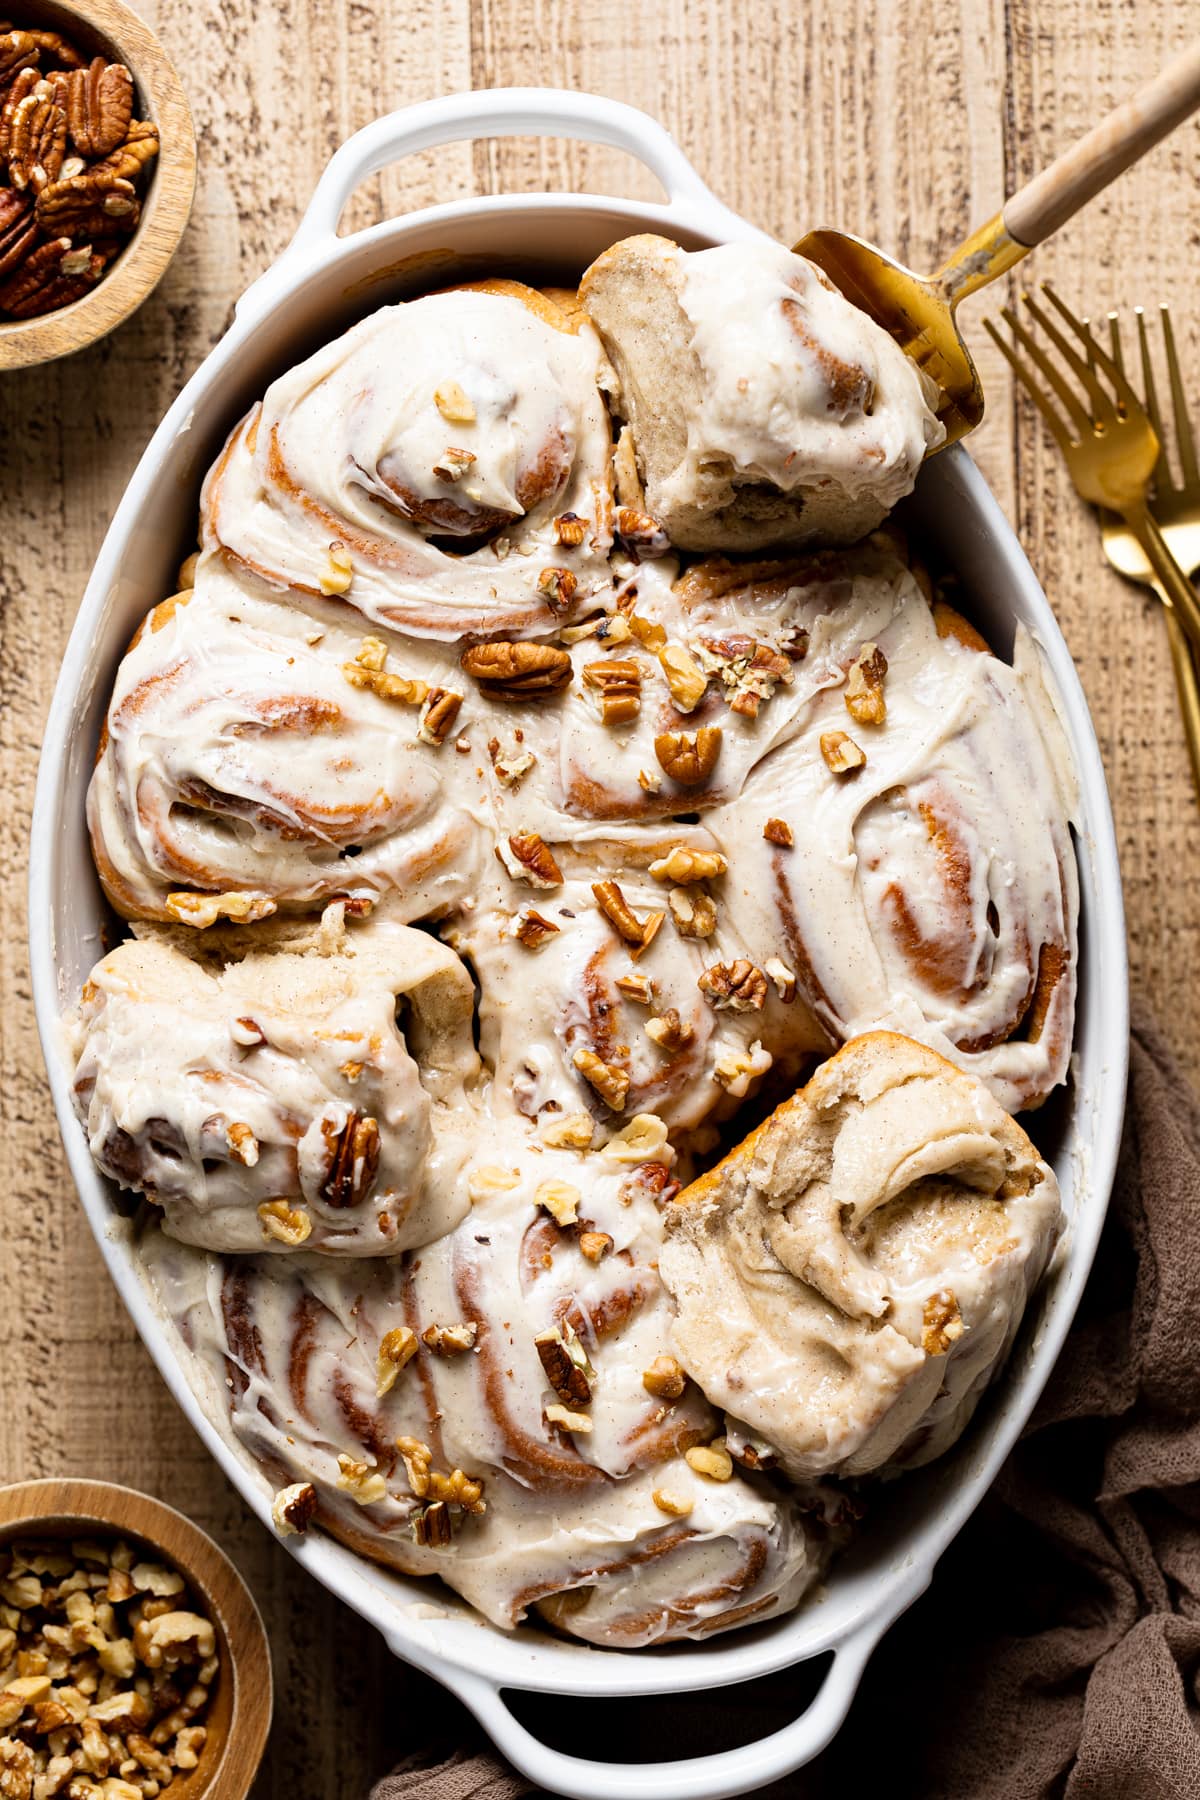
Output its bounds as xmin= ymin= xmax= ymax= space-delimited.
xmin=0 ymin=0 xmax=195 ymax=370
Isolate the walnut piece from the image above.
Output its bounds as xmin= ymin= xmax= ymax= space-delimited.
xmin=845 ymin=642 xmax=888 ymax=725
xmin=272 ymin=1482 xmax=318 ymax=1537
xmin=654 ymin=725 xmax=722 ymax=787
xmin=256 ymin=1200 xmax=312 ymax=1246
xmin=421 ymin=1321 xmax=479 ymax=1355
xmin=538 ymin=1111 xmax=594 ymax=1149
xmin=645 ymin=1009 xmax=694 ymax=1052
xmin=652 ymin=1489 xmax=693 ymax=1518
xmin=376 ymin=1326 xmax=418 ymax=1395
xmin=165 ymin=889 xmax=277 ymax=929
xmin=698 ymin=960 xmax=768 ymax=1011
xmin=712 ymin=1039 xmax=773 ymax=1096
xmin=642 ymin=1355 xmax=687 ymax=1400
xmin=648 ymin=846 xmax=727 ymax=884
xmin=685 ymin=1441 xmax=734 ymax=1481
xmin=535 ymin=1178 xmax=581 ymax=1226
xmin=545 ymin=1403 xmax=593 ymax=1435
xmin=668 ymin=887 xmax=717 ymax=938
xmin=572 ymin=1047 xmax=630 ymax=1112
xmin=335 ymin=1455 xmax=388 ymax=1506
xmin=578 ymin=1230 xmax=614 ymax=1262
xmin=764 ymin=956 xmax=798 ymax=1003
xmin=659 ymin=641 xmax=708 ymax=712
xmin=820 ymin=729 xmax=866 ymax=774
xmin=496 ymin=831 xmax=563 ymax=888
xmin=922 ymin=1288 xmax=964 ymax=1356
xmin=433 ymin=379 xmax=475 ymax=423
xmin=461 ymin=640 xmax=572 ymax=698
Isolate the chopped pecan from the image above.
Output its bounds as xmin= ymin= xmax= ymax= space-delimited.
xmin=615 ymin=970 xmax=654 ymax=1003
xmin=66 ymin=57 xmax=134 ymax=158
xmin=667 ymin=885 xmax=717 ymax=938
xmin=645 ymin=1009 xmax=694 ymax=1052
xmin=412 ymin=1502 xmax=453 ymax=1547
xmin=433 ymin=445 xmax=475 ymax=482
xmin=654 ymin=725 xmax=722 ymax=787
xmin=845 ymin=642 xmax=888 ymax=725
xmin=820 ymin=728 xmax=866 ymax=773
xmin=8 ymin=83 xmax=66 ymax=191
xmin=578 ymin=1230 xmax=613 ymax=1262
xmin=648 ymin=846 xmax=726 ymax=884
xmin=616 ymin=506 xmax=670 ymax=556
xmin=592 ymin=879 xmax=663 ymax=957
xmin=513 ymin=907 xmax=560 ymax=949
xmin=535 ymin=1325 xmax=594 ymax=1406
xmin=537 ymin=565 xmax=577 ymax=611
xmin=763 ymin=816 xmax=794 ymax=847
xmin=496 ymin=831 xmax=562 ymax=889
xmin=659 ymin=641 xmax=708 ymax=712
xmin=487 ymin=736 xmax=536 ymax=786
xmin=698 ymin=960 xmax=768 ymax=1012
xmin=582 ymin=655 xmax=642 ymax=724
xmin=0 ymin=186 xmax=35 ymax=278
xmin=461 ymin=639 xmax=572 ymax=698
xmin=572 ymin=1047 xmax=630 ymax=1111
xmin=922 ymin=1289 xmax=964 ymax=1356
xmin=417 ymin=686 xmax=462 ymax=745
xmin=321 ymin=1110 xmax=381 ymax=1208
xmin=553 ymin=511 xmax=588 ymax=547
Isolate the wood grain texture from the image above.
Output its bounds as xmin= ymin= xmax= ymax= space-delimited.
xmin=2 ymin=2 xmax=1199 ymax=1791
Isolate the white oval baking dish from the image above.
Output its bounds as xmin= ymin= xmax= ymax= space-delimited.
xmin=30 ymin=88 xmax=1129 ymax=1800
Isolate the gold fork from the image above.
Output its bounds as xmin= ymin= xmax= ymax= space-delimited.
xmin=1099 ymin=305 xmax=1200 ymax=795
xmin=984 ymin=284 xmax=1200 ymax=661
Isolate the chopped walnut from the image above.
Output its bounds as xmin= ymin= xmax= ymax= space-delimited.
xmin=698 ymin=960 xmax=768 ymax=1012
xmin=513 ymin=907 xmax=561 ymax=949
xmin=654 ymin=725 xmax=722 ymax=787
xmin=648 ymin=846 xmax=727 ymax=884
xmin=642 ymin=1355 xmax=687 ymax=1400
xmin=763 ymin=816 xmax=794 ymax=847
xmin=539 ymin=1112 xmax=594 ymax=1150
xmin=685 ymin=1441 xmax=734 ymax=1481
xmin=922 ymin=1288 xmax=965 ymax=1356
xmin=645 ymin=1009 xmax=694 ymax=1052
xmin=535 ymin=1179 xmax=581 ymax=1227
xmin=578 ymin=1230 xmax=614 ymax=1262
xmin=319 ymin=540 xmax=353 ymax=595
xmin=572 ymin=1047 xmax=630 ymax=1111
xmin=582 ymin=656 xmax=642 ymax=724
xmin=335 ymin=1455 xmax=387 ymax=1506
xmin=165 ymin=890 xmax=277 ymax=929
xmin=496 ymin=831 xmax=562 ymax=888
xmin=668 ymin=886 xmax=717 ymax=938
xmin=421 ymin=1322 xmax=479 ymax=1356
xmin=652 ymin=1489 xmax=693 ymax=1518
xmin=432 ymin=445 xmax=476 ymax=482
xmin=844 ymin=642 xmax=888 ymax=725
xmin=712 ymin=1040 xmax=773 ymax=1096
xmin=433 ymin=379 xmax=475 ymax=423
xmin=545 ymin=1403 xmax=593 ymax=1435
xmin=466 ymin=1164 xmax=520 ymax=1201
xmin=376 ymin=1326 xmax=419 ymax=1395
xmin=256 ymin=1200 xmax=312 ymax=1246
xmin=272 ymin=1482 xmax=318 ymax=1537
xmin=601 ymin=1112 xmax=671 ymax=1163
xmin=820 ymin=729 xmax=866 ymax=774
xmin=225 ymin=1120 xmax=258 ymax=1167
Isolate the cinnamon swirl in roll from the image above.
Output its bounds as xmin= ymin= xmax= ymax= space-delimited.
xmin=202 ymin=280 xmax=616 ymax=640
xmin=579 ymin=235 xmax=944 ymax=551
xmin=659 ymin=1033 xmax=1063 ymax=1479
xmin=68 ymin=904 xmax=482 ymax=1255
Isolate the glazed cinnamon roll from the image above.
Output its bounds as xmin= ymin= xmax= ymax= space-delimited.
xmin=659 ymin=1032 xmax=1063 ymax=1478
xmin=67 ymin=905 xmax=482 ymax=1255
xmin=141 ymin=1122 xmax=837 ymax=1644
xmin=202 ymin=280 xmax=617 ymax=640
xmin=579 ymin=235 xmax=944 ymax=551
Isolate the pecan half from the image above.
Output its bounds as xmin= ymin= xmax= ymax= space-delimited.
xmin=8 ymin=84 xmax=66 ymax=191
xmin=0 ymin=66 xmax=37 ymax=161
xmin=535 ymin=1326 xmax=593 ymax=1406
xmin=0 ymin=186 xmax=35 ymax=278
xmin=321 ymin=1110 xmax=381 ymax=1208
xmin=66 ymin=56 xmax=133 ymax=158
xmin=461 ymin=640 xmax=571 ymax=698
xmin=582 ymin=656 xmax=641 ymax=724
xmin=592 ymin=880 xmax=663 ymax=958
xmin=496 ymin=831 xmax=563 ymax=889
xmin=36 ymin=166 xmax=139 ymax=238
xmin=0 ymin=32 xmax=39 ymax=91
xmin=654 ymin=725 xmax=722 ymax=787
xmin=698 ymin=959 xmax=768 ymax=1011
xmin=0 ymin=234 xmax=96 ymax=317
xmin=93 ymin=119 xmax=159 ymax=185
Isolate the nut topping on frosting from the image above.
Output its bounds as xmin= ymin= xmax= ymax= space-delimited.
xmin=820 ymin=728 xmax=866 ymax=774
xmin=582 ymin=656 xmax=642 ymax=724
xmin=844 ymin=642 xmax=888 ymax=725
xmin=462 ymin=639 xmax=572 ymax=698
xmin=572 ymin=1047 xmax=630 ymax=1112
xmin=648 ymin=846 xmax=727 ymax=884
xmin=496 ymin=832 xmax=562 ymax=888
xmin=654 ymin=724 xmax=722 ymax=786
xmin=698 ymin=960 xmax=768 ymax=1012
xmin=667 ymin=886 xmax=717 ymax=939
xmin=762 ymin=816 xmax=794 ymax=847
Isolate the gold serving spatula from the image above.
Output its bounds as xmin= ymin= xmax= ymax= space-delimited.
xmin=796 ymin=42 xmax=1200 ymax=447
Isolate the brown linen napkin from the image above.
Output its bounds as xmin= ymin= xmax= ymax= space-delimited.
xmin=371 ymin=1006 xmax=1200 ymax=1800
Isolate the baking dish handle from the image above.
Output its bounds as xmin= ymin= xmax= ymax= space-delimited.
xmin=237 ymin=87 xmax=746 ymax=319
xmin=436 ymin=1624 xmax=884 ymax=1800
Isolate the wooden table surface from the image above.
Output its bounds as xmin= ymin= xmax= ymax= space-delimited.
xmin=3 ymin=1 xmax=1199 ymax=1790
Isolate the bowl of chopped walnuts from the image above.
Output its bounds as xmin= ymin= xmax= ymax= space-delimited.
xmin=0 ymin=0 xmax=195 ymax=369
xmin=0 ymin=1479 xmax=272 ymax=1797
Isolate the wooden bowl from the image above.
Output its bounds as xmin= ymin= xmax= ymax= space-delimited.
xmin=0 ymin=0 xmax=196 ymax=370
xmin=0 ymin=1478 xmax=272 ymax=1797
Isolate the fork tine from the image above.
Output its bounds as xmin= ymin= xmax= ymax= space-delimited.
xmin=1160 ymin=304 xmax=1200 ymax=491
xmin=983 ymin=317 xmax=1076 ymax=455
xmin=998 ymin=304 xmax=1090 ymax=438
xmin=1134 ymin=307 xmax=1174 ymax=493
xmin=1020 ymin=289 xmax=1117 ymax=424
xmin=1040 ymin=283 xmax=1144 ymax=419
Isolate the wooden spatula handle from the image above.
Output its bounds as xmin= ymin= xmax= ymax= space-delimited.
xmin=1004 ymin=42 xmax=1200 ymax=247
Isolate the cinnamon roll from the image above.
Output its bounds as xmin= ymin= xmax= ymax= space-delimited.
xmin=659 ymin=1032 xmax=1063 ymax=1479
xmin=202 ymin=281 xmax=616 ymax=640
xmin=141 ymin=1121 xmax=838 ymax=1644
xmin=67 ymin=905 xmax=482 ymax=1255
xmin=579 ymin=235 xmax=944 ymax=551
